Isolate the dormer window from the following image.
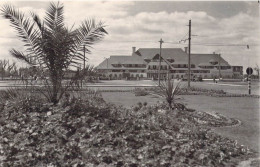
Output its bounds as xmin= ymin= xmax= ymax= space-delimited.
xmin=166 ymin=57 xmax=175 ymax=63
xmin=144 ymin=57 xmax=151 ymax=62
xmin=112 ymin=62 xmax=122 ymax=67
xmin=209 ymin=59 xmax=218 ymax=65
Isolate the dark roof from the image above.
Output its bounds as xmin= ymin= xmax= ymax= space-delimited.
xmin=96 ymin=48 xmax=231 ymax=69
xmin=198 ymin=62 xmax=214 ymax=66
xmin=96 ymin=55 xmax=145 ymax=69
xmin=191 ymin=54 xmax=230 ymax=66
xmin=136 ymin=48 xmax=189 ymax=62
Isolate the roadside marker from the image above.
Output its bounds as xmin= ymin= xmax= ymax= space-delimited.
xmin=248 ymin=75 xmax=251 ymax=95
xmin=246 ymin=67 xmax=253 ymax=95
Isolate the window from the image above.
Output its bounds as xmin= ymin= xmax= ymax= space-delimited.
xmin=153 ymin=65 xmax=156 ymax=69
xmin=140 ymin=74 xmax=143 ymax=78
xmin=112 ymin=70 xmax=121 ymax=72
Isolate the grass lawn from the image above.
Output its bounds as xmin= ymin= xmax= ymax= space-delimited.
xmin=102 ymin=91 xmax=260 ymax=152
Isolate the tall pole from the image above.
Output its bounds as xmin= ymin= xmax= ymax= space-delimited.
xmin=159 ymin=38 xmax=164 ymax=86
xmin=83 ymin=45 xmax=86 ymax=70
xmin=188 ymin=20 xmax=191 ymax=88
xmin=218 ymin=54 xmax=221 ymax=80
xmin=248 ymin=74 xmax=251 ymax=95
xmin=81 ymin=45 xmax=86 ymax=88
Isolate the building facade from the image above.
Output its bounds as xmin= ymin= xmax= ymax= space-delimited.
xmin=96 ymin=47 xmax=243 ymax=80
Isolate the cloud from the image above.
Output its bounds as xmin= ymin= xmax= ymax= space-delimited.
xmin=0 ymin=1 xmax=258 ymax=71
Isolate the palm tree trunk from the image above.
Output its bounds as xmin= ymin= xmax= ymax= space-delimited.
xmin=50 ymin=71 xmax=62 ymax=104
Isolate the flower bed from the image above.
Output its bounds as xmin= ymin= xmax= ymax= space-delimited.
xmin=0 ymin=93 xmax=257 ymax=166
xmin=147 ymin=101 xmax=240 ymax=128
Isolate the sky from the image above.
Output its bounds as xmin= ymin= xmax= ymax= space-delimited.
xmin=0 ymin=0 xmax=259 ymax=73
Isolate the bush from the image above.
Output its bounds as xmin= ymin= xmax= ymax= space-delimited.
xmin=143 ymin=102 xmax=147 ymax=106
xmin=134 ymin=88 xmax=149 ymax=96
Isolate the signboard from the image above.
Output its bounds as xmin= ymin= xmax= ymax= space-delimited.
xmin=246 ymin=67 xmax=253 ymax=75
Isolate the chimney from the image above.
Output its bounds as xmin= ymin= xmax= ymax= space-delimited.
xmin=132 ymin=47 xmax=136 ymax=53
xmin=184 ymin=47 xmax=188 ymax=53
xmin=213 ymin=52 xmax=215 ymax=54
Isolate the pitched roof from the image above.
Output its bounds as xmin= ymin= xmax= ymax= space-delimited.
xmin=136 ymin=48 xmax=189 ymax=62
xmin=96 ymin=55 xmax=145 ymax=69
xmin=96 ymin=48 xmax=231 ymax=69
xmin=191 ymin=54 xmax=230 ymax=66
xmin=198 ymin=62 xmax=214 ymax=66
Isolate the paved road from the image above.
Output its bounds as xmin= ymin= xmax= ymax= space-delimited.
xmin=1 ymin=80 xmax=259 ymax=95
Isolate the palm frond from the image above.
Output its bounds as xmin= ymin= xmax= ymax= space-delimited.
xmin=72 ymin=19 xmax=108 ymax=55
xmin=30 ymin=11 xmax=44 ymax=33
xmin=1 ymin=4 xmax=41 ymax=57
xmin=9 ymin=49 xmax=32 ymax=64
xmin=44 ymin=2 xmax=64 ymax=31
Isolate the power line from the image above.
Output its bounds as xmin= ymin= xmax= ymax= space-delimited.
xmin=0 ymin=35 xmax=258 ymax=47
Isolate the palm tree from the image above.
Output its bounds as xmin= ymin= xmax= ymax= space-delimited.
xmin=1 ymin=2 xmax=108 ymax=104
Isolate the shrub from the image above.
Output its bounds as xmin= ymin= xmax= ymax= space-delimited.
xmin=143 ymin=102 xmax=147 ymax=107
xmin=134 ymin=88 xmax=149 ymax=96
xmin=155 ymin=80 xmax=182 ymax=110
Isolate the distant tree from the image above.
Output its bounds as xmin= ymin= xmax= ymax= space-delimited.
xmin=0 ymin=59 xmax=8 ymax=80
xmin=6 ymin=62 xmax=16 ymax=76
xmin=254 ymin=64 xmax=259 ymax=80
xmin=1 ymin=2 xmax=108 ymax=104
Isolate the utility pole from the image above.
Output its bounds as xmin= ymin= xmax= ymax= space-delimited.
xmin=159 ymin=38 xmax=164 ymax=86
xmin=188 ymin=20 xmax=191 ymax=88
xmin=218 ymin=54 xmax=221 ymax=80
xmin=83 ymin=45 xmax=86 ymax=70
xmin=81 ymin=45 xmax=86 ymax=88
